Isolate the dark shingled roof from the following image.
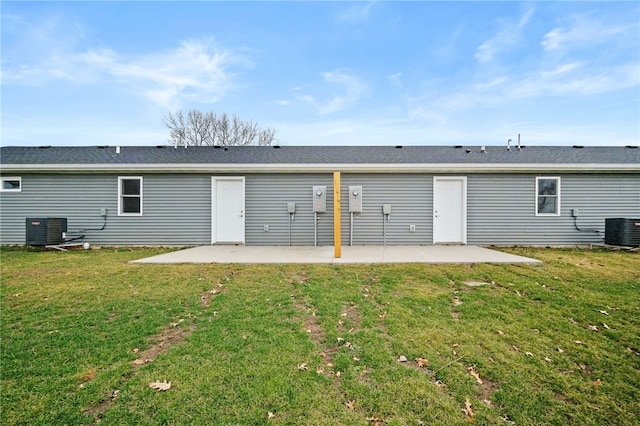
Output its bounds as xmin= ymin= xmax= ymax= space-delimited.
xmin=2 ymin=145 xmax=639 ymax=166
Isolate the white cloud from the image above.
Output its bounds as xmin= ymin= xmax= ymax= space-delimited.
xmin=475 ymin=7 xmax=535 ymax=63
xmin=78 ymin=39 xmax=250 ymax=109
xmin=434 ymin=62 xmax=639 ymax=112
xmin=2 ymin=17 xmax=252 ymax=110
xmin=388 ymin=72 xmax=402 ymax=88
xmin=317 ymin=71 xmax=368 ymax=115
xmin=541 ymin=17 xmax=629 ymax=51
xmin=298 ymin=71 xmax=368 ymax=115
xmin=336 ymin=2 xmax=377 ymax=24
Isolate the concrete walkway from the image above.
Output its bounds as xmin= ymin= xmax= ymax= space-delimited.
xmin=131 ymin=245 xmax=540 ymax=264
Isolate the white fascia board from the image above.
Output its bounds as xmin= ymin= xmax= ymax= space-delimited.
xmin=2 ymin=163 xmax=639 ymax=174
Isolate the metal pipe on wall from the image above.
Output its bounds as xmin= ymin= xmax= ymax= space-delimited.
xmin=383 ymin=212 xmax=386 ymax=246
xmin=350 ymin=212 xmax=354 ymax=246
xmin=314 ymin=212 xmax=318 ymax=247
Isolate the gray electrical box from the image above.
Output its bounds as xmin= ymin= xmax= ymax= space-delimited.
xmin=382 ymin=204 xmax=392 ymax=214
xmin=313 ymin=186 xmax=326 ymax=213
xmin=349 ymin=186 xmax=363 ymax=213
xmin=287 ymin=202 xmax=296 ymax=213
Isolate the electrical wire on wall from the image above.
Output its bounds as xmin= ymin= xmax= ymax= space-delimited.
xmin=65 ymin=212 xmax=108 ymax=242
xmin=573 ymin=214 xmax=602 ymax=235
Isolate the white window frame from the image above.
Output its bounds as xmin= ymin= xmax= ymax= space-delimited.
xmin=535 ymin=176 xmax=561 ymax=216
xmin=118 ymin=176 xmax=143 ymax=216
xmin=1 ymin=176 xmax=22 ymax=192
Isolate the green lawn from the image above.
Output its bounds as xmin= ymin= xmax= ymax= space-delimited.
xmin=1 ymin=247 xmax=639 ymax=425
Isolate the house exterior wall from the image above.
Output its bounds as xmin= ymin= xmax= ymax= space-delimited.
xmin=466 ymin=173 xmax=640 ymax=245
xmin=1 ymin=172 xmax=638 ymax=246
xmin=339 ymin=174 xmax=432 ymax=245
xmin=0 ymin=174 xmax=212 ymax=246
xmin=245 ymin=174 xmax=334 ymax=246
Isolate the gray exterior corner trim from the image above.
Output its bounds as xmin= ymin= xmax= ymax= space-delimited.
xmin=2 ymin=163 xmax=638 ymax=174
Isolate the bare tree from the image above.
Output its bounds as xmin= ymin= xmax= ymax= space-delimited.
xmin=163 ymin=110 xmax=276 ymax=147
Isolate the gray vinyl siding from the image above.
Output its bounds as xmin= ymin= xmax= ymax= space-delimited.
xmin=245 ymin=174 xmax=334 ymax=246
xmin=339 ymin=174 xmax=432 ymax=245
xmin=1 ymin=171 xmax=638 ymax=247
xmin=0 ymin=174 xmax=211 ymax=245
xmin=467 ymin=174 xmax=640 ymax=245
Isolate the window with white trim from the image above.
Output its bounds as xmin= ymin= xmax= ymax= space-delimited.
xmin=536 ymin=177 xmax=560 ymax=216
xmin=118 ymin=177 xmax=143 ymax=216
xmin=1 ymin=177 xmax=22 ymax=192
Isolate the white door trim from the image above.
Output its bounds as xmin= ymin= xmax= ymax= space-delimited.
xmin=211 ymin=176 xmax=245 ymax=244
xmin=433 ymin=176 xmax=467 ymax=244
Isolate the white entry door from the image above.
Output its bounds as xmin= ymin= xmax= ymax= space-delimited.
xmin=212 ymin=177 xmax=245 ymax=244
xmin=433 ymin=177 xmax=467 ymax=244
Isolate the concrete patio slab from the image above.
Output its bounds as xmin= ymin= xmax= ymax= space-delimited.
xmin=131 ymin=245 xmax=540 ymax=264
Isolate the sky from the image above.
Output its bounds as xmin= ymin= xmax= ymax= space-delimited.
xmin=1 ymin=1 xmax=639 ymax=147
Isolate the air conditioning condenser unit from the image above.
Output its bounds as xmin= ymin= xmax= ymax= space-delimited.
xmin=604 ymin=218 xmax=640 ymax=247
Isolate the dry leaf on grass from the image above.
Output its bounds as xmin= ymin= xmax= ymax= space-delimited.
xmin=603 ymin=323 xmax=611 ymax=330
xmin=345 ymin=400 xmax=355 ymax=410
xmin=170 ymin=318 xmax=184 ymax=328
xmin=588 ymin=325 xmax=599 ymax=332
xmin=467 ymin=367 xmax=483 ymax=384
xmin=594 ymin=379 xmax=602 ymax=387
xmin=598 ymin=310 xmax=609 ymax=316
xmin=397 ymin=355 xmax=407 ymax=362
xmin=149 ymin=381 xmax=171 ymax=391
xmin=416 ymin=358 xmax=429 ymax=368
xmin=463 ymin=398 xmax=475 ymax=422
xmin=497 ymin=330 xmax=505 ymax=335
xmin=525 ymin=351 xmax=533 ymax=357
xmin=297 ymin=363 xmax=308 ymax=371
xmin=267 ymin=412 xmax=275 ymax=420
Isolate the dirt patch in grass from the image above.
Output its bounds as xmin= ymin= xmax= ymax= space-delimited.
xmin=298 ymin=300 xmax=326 ymax=345
xmin=476 ymin=373 xmax=499 ymax=406
xmin=85 ymin=390 xmax=120 ymax=420
xmin=200 ymin=284 xmax=224 ymax=308
xmin=338 ymin=302 xmax=362 ymax=333
xmin=132 ymin=322 xmax=196 ymax=368
xmin=289 ymin=271 xmax=310 ymax=285
xmin=85 ymin=322 xmax=196 ymax=420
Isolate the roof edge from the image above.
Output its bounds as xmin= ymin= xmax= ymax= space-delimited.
xmin=2 ymin=163 xmax=638 ymax=174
